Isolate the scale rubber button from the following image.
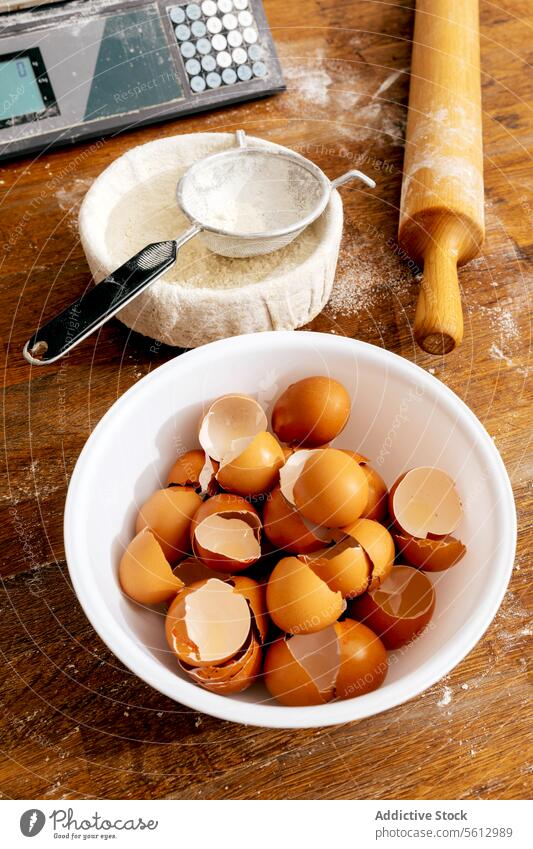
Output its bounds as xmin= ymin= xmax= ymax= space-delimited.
xmin=201 ymin=54 xmax=217 ymax=71
xmin=202 ymin=0 xmax=217 ymax=15
xmin=206 ymin=71 xmax=222 ymax=88
xmin=238 ymin=10 xmax=252 ymax=27
xmin=190 ymin=75 xmax=207 ymax=92
xmin=175 ymin=23 xmax=191 ymax=40
xmin=206 ymin=16 xmax=222 ymax=34
xmin=196 ymin=37 xmax=212 ymax=54
xmin=227 ymin=29 xmax=242 ymax=47
xmin=222 ymin=13 xmax=238 ymax=30
xmin=222 ymin=67 xmax=237 ymax=85
xmin=233 ymin=0 xmax=248 ymax=9
xmin=247 ymin=43 xmax=262 ymax=61
xmin=237 ymin=64 xmax=252 ymax=81
xmin=180 ymin=41 xmax=196 ymax=58
xmin=211 ymin=33 xmax=227 ymax=51
xmin=185 ymin=58 xmax=202 ymax=75
xmin=252 ymin=60 xmax=267 ymax=77
xmin=170 ymin=6 xmax=186 ymax=24
xmin=186 ymin=3 xmax=202 ymax=20
xmin=243 ymin=26 xmax=257 ymax=44
xmin=216 ymin=51 xmax=232 ymax=68
xmin=191 ymin=20 xmax=207 ymax=37
xmin=217 ymin=0 xmax=233 ymax=12
xmin=232 ymin=47 xmax=247 ymax=65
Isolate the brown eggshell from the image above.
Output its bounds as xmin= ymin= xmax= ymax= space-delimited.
xmin=293 ymin=449 xmax=369 ymax=528
xmin=165 ymin=578 xmax=251 ymax=668
xmin=272 ymin=376 xmax=351 ymax=447
xmin=263 ymin=485 xmax=325 ymax=555
xmin=184 ymin=634 xmax=262 ymax=694
xmin=190 ymin=494 xmax=261 ymax=573
xmin=230 ymin=575 xmax=269 ymax=643
xmin=301 ymin=539 xmax=372 ymax=599
xmin=173 ymin=557 xmax=227 ymax=585
xmin=343 ymin=518 xmax=395 ymax=591
xmin=266 ymin=556 xmax=344 ymax=634
xmin=388 ymin=467 xmax=462 ymax=539
xmin=394 ymin=533 xmax=466 ymax=572
xmin=216 ymin=431 xmax=285 ymax=496
xmin=340 ymin=451 xmax=388 ymax=522
xmin=263 ymin=637 xmax=330 ymax=706
xmin=119 ymin=528 xmax=183 ymax=605
xmin=136 ymin=487 xmax=202 ymax=562
xmin=333 ymin=619 xmax=388 ymax=699
xmin=198 ymin=394 xmax=268 ymax=462
xmin=350 ymin=565 xmax=435 ymax=649
xmin=166 ymin=449 xmax=218 ymax=493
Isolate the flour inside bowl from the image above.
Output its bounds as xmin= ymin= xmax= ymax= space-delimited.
xmin=105 ymin=170 xmax=321 ymax=290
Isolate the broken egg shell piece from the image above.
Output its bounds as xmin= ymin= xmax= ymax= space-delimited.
xmin=135 ymin=486 xmax=202 ymax=563
xmin=183 ymin=632 xmax=262 ymax=694
xmin=349 ymin=565 xmax=435 ymax=649
xmin=340 ymin=450 xmax=388 ymax=522
xmin=172 ymin=556 xmax=227 ymax=586
xmin=333 ymin=619 xmax=388 ymax=699
xmin=165 ymin=578 xmax=251 ymax=668
xmin=216 ymin=431 xmax=285 ymax=497
xmin=278 ymin=448 xmax=322 ymax=507
xmin=230 ymin=575 xmax=269 ymax=643
xmin=119 ymin=528 xmax=184 ymax=605
xmin=266 ymin=556 xmax=345 ymax=635
xmin=394 ymin=533 xmax=466 ymax=572
xmin=264 ymin=627 xmax=339 ymax=706
xmin=389 ymin=467 xmax=463 ymax=539
xmin=167 ymin=449 xmax=218 ymax=494
xmin=301 ymin=537 xmax=372 ymax=599
xmin=293 ymin=449 xmax=369 ymax=528
xmin=343 ymin=518 xmax=395 ymax=592
xmin=262 ymin=484 xmax=326 ymax=555
xmin=190 ymin=494 xmax=261 ymax=572
xmin=198 ymin=394 xmax=268 ymax=464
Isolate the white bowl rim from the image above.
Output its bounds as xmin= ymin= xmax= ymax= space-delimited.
xmin=64 ymin=332 xmax=516 ymax=729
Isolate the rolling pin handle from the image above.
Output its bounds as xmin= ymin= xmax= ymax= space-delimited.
xmin=414 ymin=240 xmax=464 ymax=355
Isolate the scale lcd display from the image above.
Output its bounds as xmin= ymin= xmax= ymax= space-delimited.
xmin=0 ymin=55 xmax=45 ymax=122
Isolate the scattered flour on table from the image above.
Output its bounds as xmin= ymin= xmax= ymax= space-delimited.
xmin=437 ymin=686 xmax=453 ymax=707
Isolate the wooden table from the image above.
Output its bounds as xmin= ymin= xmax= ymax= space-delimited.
xmin=1 ymin=0 xmax=531 ymax=801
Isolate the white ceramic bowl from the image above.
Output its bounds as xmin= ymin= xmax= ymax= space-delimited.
xmin=65 ymin=332 xmax=516 ymax=728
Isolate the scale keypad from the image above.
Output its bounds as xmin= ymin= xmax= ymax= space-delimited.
xmin=168 ymin=0 xmax=268 ymax=93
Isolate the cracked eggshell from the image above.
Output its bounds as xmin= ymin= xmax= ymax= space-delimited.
xmin=230 ymin=575 xmax=268 ymax=643
xmin=334 ymin=619 xmax=388 ymax=699
xmin=272 ymin=376 xmax=351 ymax=447
xmin=266 ymin=556 xmax=344 ymax=634
xmin=119 ymin=528 xmax=184 ymax=605
xmin=184 ymin=633 xmax=262 ymax=694
xmin=216 ymin=431 xmax=285 ymax=497
xmin=341 ymin=450 xmax=388 ymax=522
xmin=167 ymin=449 xmax=218 ymax=494
xmin=198 ymin=394 xmax=267 ymax=463
xmin=173 ymin=556 xmax=227 ymax=585
xmin=389 ymin=467 xmax=463 ymax=539
xmin=190 ymin=494 xmax=261 ymax=572
xmin=343 ymin=518 xmax=395 ymax=592
xmin=165 ymin=578 xmax=251 ymax=668
xmin=293 ymin=449 xmax=369 ymax=528
xmin=394 ymin=533 xmax=466 ymax=572
xmin=278 ymin=449 xmax=321 ymax=507
xmin=263 ymin=627 xmax=339 ymax=706
xmin=350 ymin=565 xmax=435 ymax=649
xmin=301 ymin=537 xmax=372 ymax=599
xmin=263 ymin=484 xmax=326 ymax=555
xmin=135 ymin=487 xmax=202 ymax=562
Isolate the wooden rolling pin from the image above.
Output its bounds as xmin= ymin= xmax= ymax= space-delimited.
xmin=399 ymin=0 xmax=484 ymax=354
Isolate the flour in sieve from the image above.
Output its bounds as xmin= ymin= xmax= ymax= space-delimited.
xmin=105 ymin=170 xmax=321 ymax=289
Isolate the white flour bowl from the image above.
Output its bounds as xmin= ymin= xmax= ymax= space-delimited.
xmin=64 ymin=332 xmax=516 ymax=728
xmin=79 ymin=133 xmax=344 ymax=348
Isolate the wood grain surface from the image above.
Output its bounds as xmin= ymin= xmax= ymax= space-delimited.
xmin=1 ymin=0 xmax=531 ymax=800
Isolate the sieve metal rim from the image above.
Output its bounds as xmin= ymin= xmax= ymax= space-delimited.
xmin=175 ymin=146 xmax=332 ymax=241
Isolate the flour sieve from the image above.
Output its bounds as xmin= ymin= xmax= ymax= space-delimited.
xmin=23 ymin=130 xmax=375 ymax=365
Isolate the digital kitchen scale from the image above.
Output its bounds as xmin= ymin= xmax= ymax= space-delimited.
xmin=0 ymin=0 xmax=285 ymax=160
